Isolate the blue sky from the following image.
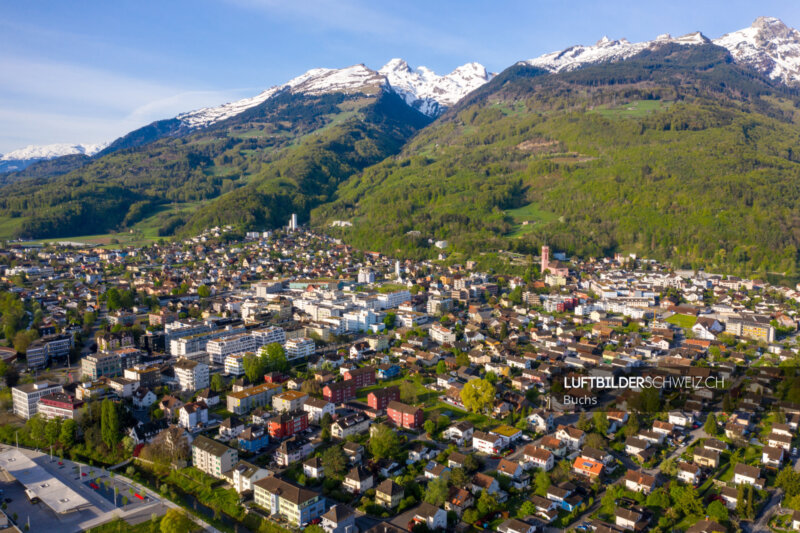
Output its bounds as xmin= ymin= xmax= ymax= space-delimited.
xmin=1 ymin=0 xmax=799 ymax=153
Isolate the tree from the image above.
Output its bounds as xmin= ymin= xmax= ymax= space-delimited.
xmin=592 ymin=411 xmax=609 ymax=435
xmin=517 ymin=500 xmax=537 ymax=519
xmin=320 ymin=446 xmax=347 ymax=480
xmin=534 ymin=469 xmax=551 ymax=496
xmin=28 ymin=416 xmax=46 ymax=446
xmin=400 ymin=380 xmax=418 ymax=404
xmin=707 ymin=500 xmax=729 ymax=522
xmin=4 ymin=366 xmax=18 ymax=388
xmin=197 ymin=285 xmax=211 ymax=298
xmin=369 ymin=424 xmax=402 ymax=460
xmin=101 ymin=399 xmax=121 ymax=448
xmin=301 ymin=379 xmax=322 ymax=397
xmin=584 ymin=433 xmax=606 ymax=450
xmin=210 ymin=374 xmax=224 ymax=392
xmin=645 ymin=487 xmax=670 ymax=509
xmin=59 ymin=419 xmax=76 ymax=448
xmin=424 ymin=477 xmax=449 ymax=506
xmin=436 ymin=360 xmax=448 ymax=374
xmin=669 ymin=483 xmax=703 ymax=518
xmin=263 ymin=343 xmax=289 ymax=373
xmin=576 ymin=412 xmax=591 ymax=432
xmin=476 ymin=490 xmax=499 ymax=516
xmin=44 ymin=418 xmax=60 ymax=446
xmin=383 ymin=312 xmax=396 ymax=329
xmin=449 ymin=468 xmax=469 ymax=488
xmin=424 ymin=419 xmax=436 ymax=436
xmin=735 ymin=484 xmax=746 ymax=518
xmin=777 ymin=466 xmax=800 ymax=497
xmin=704 ymin=413 xmax=718 ymax=436
xmin=160 ymin=509 xmax=196 ymax=533
xmin=460 ymin=379 xmax=496 ymax=414
xmin=660 ymin=457 xmax=677 ymax=477
xmin=242 ymin=353 xmax=266 ymax=383
xmin=463 ymin=453 xmax=479 ymax=473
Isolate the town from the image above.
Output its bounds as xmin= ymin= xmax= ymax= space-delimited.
xmin=0 ymin=225 xmax=800 ymax=533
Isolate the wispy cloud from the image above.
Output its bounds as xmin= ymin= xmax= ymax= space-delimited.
xmin=0 ymin=55 xmax=253 ymax=152
xmin=227 ymin=0 xmax=471 ymax=56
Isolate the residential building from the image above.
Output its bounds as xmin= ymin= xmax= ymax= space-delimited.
xmin=342 ymin=366 xmax=376 ymax=388
xmin=343 ymin=465 xmax=374 ymax=493
xmin=285 ymin=338 xmax=315 ymax=360
xmin=303 ymin=397 xmax=334 ymax=424
xmin=321 ymin=504 xmax=356 ymax=533
xmin=429 ymin=324 xmax=456 ymax=345
xmin=178 ymin=401 xmax=209 ymax=430
xmin=192 ymin=435 xmax=238 ymax=479
xmin=272 ymin=390 xmax=308 ymax=413
xmin=331 ymin=413 xmax=371 ymax=439
xmin=227 ymin=382 xmax=283 ymax=415
xmin=123 ymin=365 xmax=162 ymax=389
xmin=207 ymin=333 xmax=256 ymax=365
xmin=238 ymin=425 xmax=270 ymax=452
xmin=367 ymin=387 xmax=400 ymax=411
xmin=473 ymin=431 xmax=503 ymax=454
xmin=323 ymin=381 xmax=356 ymax=403
xmin=375 ymin=479 xmax=403 ymax=508
xmin=387 ymin=401 xmax=423 ymax=429
xmin=226 ymin=460 xmax=271 ymax=494
xmin=174 ymin=358 xmax=209 ymax=392
xmin=224 ymin=353 xmax=247 ymax=376
xmin=253 ymin=476 xmax=326 ymax=526
xmin=268 ymin=411 xmax=308 ymax=439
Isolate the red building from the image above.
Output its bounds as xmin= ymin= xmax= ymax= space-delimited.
xmin=342 ymin=366 xmax=376 ymax=388
xmin=264 ymin=372 xmax=285 ymax=384
xmin=367 ymin=386 xmax=400 ymax=411
xmin=387 ymin=401 xmax=423 ymax=429
xmin=268 ymin=411 xmax=308 ymax=439
xmin=323 ymin=381 xmax=356 ymax=404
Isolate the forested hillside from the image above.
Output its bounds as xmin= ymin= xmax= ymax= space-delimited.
xmin=0 ymin=88 xmax=429 ymax=239
xmin=314 ymin=43 xmax=800 ymax=277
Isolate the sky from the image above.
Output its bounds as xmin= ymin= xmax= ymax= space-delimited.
xmin=1 ymin=0 xmax=799 ymax=154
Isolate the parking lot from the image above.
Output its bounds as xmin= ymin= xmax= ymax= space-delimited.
xmin=0 ymin=446 xmax=166 ymax=532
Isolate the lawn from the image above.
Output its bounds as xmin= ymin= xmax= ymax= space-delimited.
xmin=165 ymin=467 xmax=244 ymax=520
xmin=666 ymin=314 xmax=697 ymax=329
xmin=589 ymin=99 xmax=673 ymax=118
xmin=504 ymin=203 xmax=559 ymax=238
xmin=88 ymin=516 xmax=163 ymax=533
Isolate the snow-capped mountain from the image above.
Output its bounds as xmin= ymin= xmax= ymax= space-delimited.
xmin=1 ymin=142 xmax=108 ymax=162
xmin=523 ymin=17 xmax=800 ymax=85
xmin=523 ymin=32 xmax=710 ymax=72
xmin=178 ymin=60 xmax=493 ymax=129
xmin=379 ymin=59 xmax=495 ymax=116
xmin=0 ymin=142 xmax=109 ymax=173
xmin=178 ymin=64 xmax=387 ymax=129
xmin=714 ymin=16 xmax=800 ymax=84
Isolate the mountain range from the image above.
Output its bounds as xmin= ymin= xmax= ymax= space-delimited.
xmin=4 ymin=16 xmax=800 ymax=277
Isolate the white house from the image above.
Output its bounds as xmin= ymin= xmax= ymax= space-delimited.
xmin=132 ymin=388 xmax=157 ymax=409
xmin=303 ymin=397 xmax=335 ymax=424
xmin=413 ymin=502 xmax=447 ymax=531
xmin=523 ymin=446 xmax=554 ymax=471
xmin=178 ymin=401 xmax=209 ymax=430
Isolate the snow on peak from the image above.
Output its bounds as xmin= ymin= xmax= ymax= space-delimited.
xmin=522 ymin=17 xmax=800 ymax=84
xmin=524 ymin=36 xmax=652 ymax=73
xmin=178 ymin=64 xmax=386 ymax=129
xmin=379 ymin=59 xmax=495 ymax=116
xmin=523 ymin=31 xmax=717 ymax=73
xmin=713 ymin=16 xmax=800 ymax=84
xmin=0 ymin=142 xmax=108 ymax=162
